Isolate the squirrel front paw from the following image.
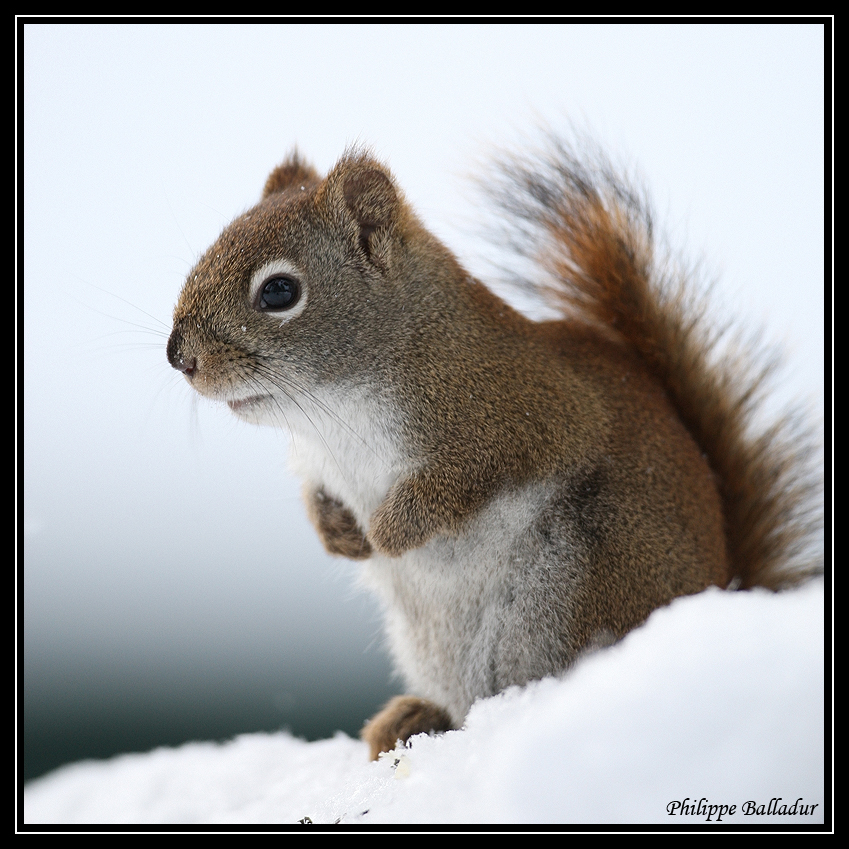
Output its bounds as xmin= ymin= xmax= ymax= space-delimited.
xmin=367 ymin=499 xmax=428 ymax=557
xmin=361 ymin=695 xmax=455 ymax=761
xmin=305 ymin=487 xmax=372 ymax=560
xmin=367 ymin=473 xmax=448 ymax=556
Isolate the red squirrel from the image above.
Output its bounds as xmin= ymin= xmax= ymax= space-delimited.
xmin=167 ymin=137 xmax=822 ymax=759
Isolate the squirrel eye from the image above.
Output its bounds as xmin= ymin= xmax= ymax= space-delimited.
xmin=257 ymin=275 xmax=300 ymax=311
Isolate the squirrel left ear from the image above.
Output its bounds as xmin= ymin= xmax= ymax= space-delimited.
xmin=262 ymin=151 xmax=321 ymax=199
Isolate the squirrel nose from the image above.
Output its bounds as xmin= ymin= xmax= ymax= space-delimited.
xmin=172 ymin=353 xmax=197 ymax=377
xmin=166 ymin=329 xmax=197 ymax=377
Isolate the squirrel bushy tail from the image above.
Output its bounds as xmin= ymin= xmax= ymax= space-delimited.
xmin=487 ymin=135 xmax=822 ymax=590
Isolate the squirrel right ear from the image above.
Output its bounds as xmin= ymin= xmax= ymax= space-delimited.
xmin=315 ymin=155 xmax=401 ymax=269
xmin=262 ymin=151 xmax=321 ymax=199
xmin=341 ymin=165 xmax=399 ymax=261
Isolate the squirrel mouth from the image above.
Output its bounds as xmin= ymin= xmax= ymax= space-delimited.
xmin=227 ymin=394 xmax=269 ymax=412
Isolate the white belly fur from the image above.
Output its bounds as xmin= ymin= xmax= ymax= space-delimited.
xmin=272 ymin=385 xmax=580 ymax=724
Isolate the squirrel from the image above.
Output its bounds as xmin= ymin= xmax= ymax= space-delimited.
xmin=167 ymin=136 xmax=821 ymax=760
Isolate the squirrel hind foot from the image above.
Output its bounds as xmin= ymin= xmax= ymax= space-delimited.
xmin=361 ymin=695 xmax=455 ymax=761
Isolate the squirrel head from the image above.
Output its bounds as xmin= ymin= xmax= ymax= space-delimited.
xmin=166 ymin=149 xmax=456 ymax=421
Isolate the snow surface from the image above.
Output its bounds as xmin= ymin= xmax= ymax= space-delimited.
xmin=23 ymin=578 xmax=827 ymax=827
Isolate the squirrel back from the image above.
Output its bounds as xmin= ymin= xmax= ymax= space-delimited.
xmin=485 ymin=136 xmax=822 ymax=592
xmin=168 ymin=137 xmax=822 ymax=758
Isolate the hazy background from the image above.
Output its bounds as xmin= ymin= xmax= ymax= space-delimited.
xmin=21 ymin=22 xmax=826 ymax=782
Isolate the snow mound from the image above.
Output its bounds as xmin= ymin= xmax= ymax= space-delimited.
xmin=24 ymin=579 xmax=826 ymax=826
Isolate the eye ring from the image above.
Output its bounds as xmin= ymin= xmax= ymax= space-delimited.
xmin=255 ymin=275 xmax=301 ymax=311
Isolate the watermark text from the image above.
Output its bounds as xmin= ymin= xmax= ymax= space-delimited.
xmin=666 ymin=797 xmax=818 ymax=822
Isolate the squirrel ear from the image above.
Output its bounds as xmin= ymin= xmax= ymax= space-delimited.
xmin=262 ymin=151 xmax=321 ymax=199
xmin=340 ymin=163 xmax=400 ymax=264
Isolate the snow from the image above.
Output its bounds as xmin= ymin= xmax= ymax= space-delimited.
xmin=23 ymin=577 xmax=826 ymax=827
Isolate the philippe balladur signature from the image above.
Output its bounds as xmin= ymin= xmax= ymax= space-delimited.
xmin=666 ymin=797 xmax=819 ymax=822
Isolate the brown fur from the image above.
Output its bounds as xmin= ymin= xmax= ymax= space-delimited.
xmin=485 ymin=138 xmax=822 ymax=591
xmin=262 ymin=151 xmax=320 ymax=199
xmin=361 ymin=696 xmax=455 ymax=761
xmin=305 ymin=487 xmax=372 ymax=560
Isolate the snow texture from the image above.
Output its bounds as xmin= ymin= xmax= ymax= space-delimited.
xmin=24 ymin=578 xmax=826 ymax=827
